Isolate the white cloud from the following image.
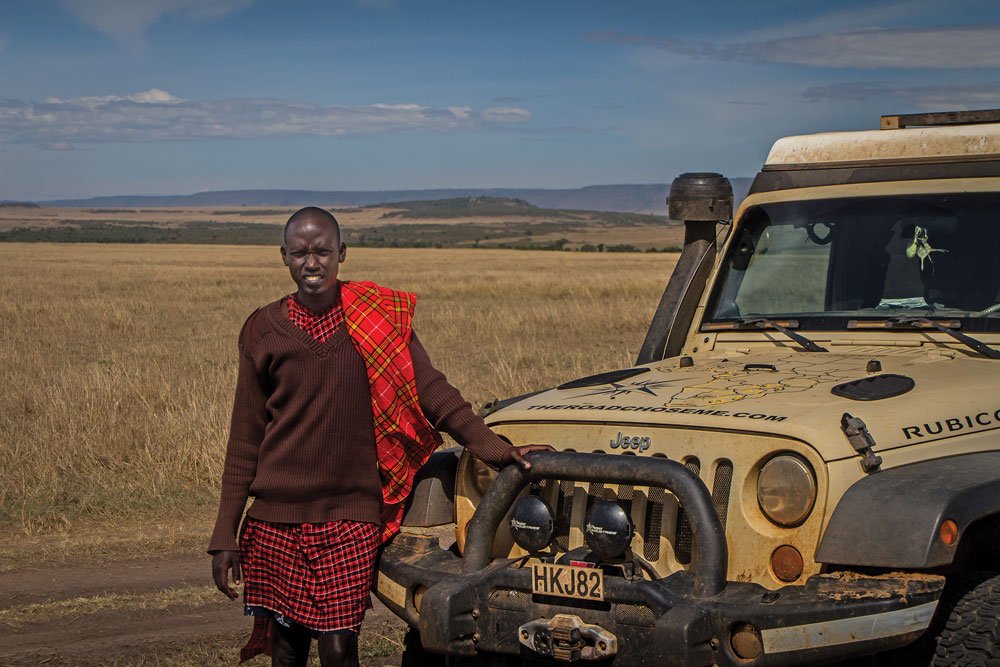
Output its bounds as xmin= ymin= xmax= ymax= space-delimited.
xmin=0 ymin=89 xmax=533 ymax=146
xmin=41 ymin=141 xmax=77 ymax=151
xmin=803 ymin=81 xmax=1000 ymax=109
xmin=741 ymin=0 xmax=935 ymax=42
xmin=371 ymin=103 xmax=425 ymax=111
xmin=590 ymin=25 xmax=1000 ymax=70
xmin=60 ymin=0 xmax=256 ymax=51
xmin=481 ymin=107 xmax=533 ymax=123
xmin=44 ymin=88 xmax=183 ymax=107
xmin=752 ymin=26 xmax=1000 ymax=69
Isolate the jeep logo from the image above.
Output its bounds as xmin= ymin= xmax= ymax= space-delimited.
xmin=609 ymin=431 xmax=651 ymax=451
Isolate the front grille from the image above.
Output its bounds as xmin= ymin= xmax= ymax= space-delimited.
xmin=539 ymin=456 xmax=733 ymax=574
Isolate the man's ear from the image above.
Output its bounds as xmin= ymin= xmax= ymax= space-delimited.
xmin=339 ymin=243 xmax=347 ymax=263
xmin=280 ymin=245 xmax=289 ymax=266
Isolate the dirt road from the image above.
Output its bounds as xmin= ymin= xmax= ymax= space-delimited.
xmin=0 ymin=556 xmax=405 ymax=666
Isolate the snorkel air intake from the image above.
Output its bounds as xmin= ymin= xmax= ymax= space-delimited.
xmin=637 ymin=173 xmax=733 ymax=363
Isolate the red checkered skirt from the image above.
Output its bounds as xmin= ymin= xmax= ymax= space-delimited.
xmin=240 ymin=518 xmax=380 ymax=633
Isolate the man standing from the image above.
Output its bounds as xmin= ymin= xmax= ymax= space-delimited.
xmin=209 ymin=207 xmax=548 ymax=666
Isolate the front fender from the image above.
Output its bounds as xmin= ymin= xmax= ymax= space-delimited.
xmin=816 ymin=451 xmax=1000 ymax=568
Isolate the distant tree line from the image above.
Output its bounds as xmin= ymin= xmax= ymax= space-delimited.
xmin=0 ymin=221 xmax=283 ymax=244
xmin=2 ymin=197 xmax=681 ymax=249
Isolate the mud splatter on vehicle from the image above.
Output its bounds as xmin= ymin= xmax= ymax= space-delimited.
xmin=377 ymin=109 xmax=1000 ymax=666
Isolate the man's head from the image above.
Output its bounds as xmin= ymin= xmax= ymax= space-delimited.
xmin=280 ymin=207 xmax=347 ymax=309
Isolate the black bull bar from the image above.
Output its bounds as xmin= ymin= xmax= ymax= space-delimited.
xmin=463 ymin=451 xmax=728 ymax=598
xmin=377 ymin=451 xmax=946 ymax=664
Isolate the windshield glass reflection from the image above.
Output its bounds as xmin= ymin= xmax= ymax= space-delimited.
xmin=707 ymin=193 xmax=1000 ymax=331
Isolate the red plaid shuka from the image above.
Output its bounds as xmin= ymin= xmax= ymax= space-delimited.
xmin=241 ymin=519 xmax=380 ymax=631
xmin=339 ymin=280 xmax=444 ymax=543
xmin=239 ymin=519 xmax=380 ymax=662
xmin=286 ymin=294 xmax=345 ymax=343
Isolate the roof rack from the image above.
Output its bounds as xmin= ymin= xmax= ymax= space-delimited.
xmin=881 ymin=109 xmax=1000 ymax=130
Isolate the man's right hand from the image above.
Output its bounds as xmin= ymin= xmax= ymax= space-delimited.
xmin=212 ymin=550 xmax=242 ymax=600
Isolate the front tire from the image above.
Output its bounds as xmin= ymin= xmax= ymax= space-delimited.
xmin=929 ymin=571 xmax=1000 ymax=666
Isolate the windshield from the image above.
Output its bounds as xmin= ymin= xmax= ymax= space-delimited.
xmin=706 ymin=193 xmax=1000 ymax=332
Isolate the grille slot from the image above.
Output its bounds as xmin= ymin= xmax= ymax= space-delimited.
xmin=642 ymin=487 xmax=667 ymax=561
xmin=711 ymin=460 xmax=734 ymax=530
xmin=553 ymin=480 xmax=575 ymax=551
xmin=587 ymin=482 xmax=608 ymax=504
xmin=673 ymin=458 xmax=701 ymax=565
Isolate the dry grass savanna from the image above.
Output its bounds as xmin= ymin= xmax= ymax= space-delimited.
xmin=0 ymin=242 xmax=675 ymax=665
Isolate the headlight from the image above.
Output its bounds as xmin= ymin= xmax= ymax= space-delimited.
xmin=471 ymin=458 xmax=497 ymax=496
xmin=757 ymin=454 xmax=817 ymax=527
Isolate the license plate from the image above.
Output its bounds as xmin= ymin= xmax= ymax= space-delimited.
xmin=531 ymin=563 xmax=604 ymax=601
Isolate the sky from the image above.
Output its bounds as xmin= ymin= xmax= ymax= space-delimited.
xmin=2 ymin=0 xmax=1000 ymax=200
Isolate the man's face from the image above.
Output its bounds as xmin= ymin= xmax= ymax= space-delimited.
xmin=280 ymin=218 xmax=347 ymax=302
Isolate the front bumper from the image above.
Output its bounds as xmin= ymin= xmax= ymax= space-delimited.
xmin=375 ymin=453 xmax=945 ymax=666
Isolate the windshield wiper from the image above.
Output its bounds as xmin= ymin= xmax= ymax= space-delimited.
xmin=736 ymin=317 xmax=829 ymax=353
xmin=851 ymin=316 xmax=1000 ymax=360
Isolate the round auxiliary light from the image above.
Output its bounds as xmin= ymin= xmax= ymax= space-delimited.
xmin=509 ymin=495 xmax=555 ymax=553
xmin=757 ymin=454 xmax=817 ymax=527
xmin=584 ymin=500 xmax=634 ymax=561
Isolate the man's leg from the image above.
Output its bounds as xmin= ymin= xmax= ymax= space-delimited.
xmin=270 ymin=619 xmax=311 ymax=667
xmin=316 ymin=629 xmax=359 ymax=667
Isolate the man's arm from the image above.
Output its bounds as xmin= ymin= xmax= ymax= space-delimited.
xmin=209 ymin=318 xmax=270 ymax=598
xmin=411 ymin=333 xmax=552 ymax=469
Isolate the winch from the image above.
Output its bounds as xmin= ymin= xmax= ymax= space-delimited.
xmin=518 ymin=614 xmax=618 ymax=662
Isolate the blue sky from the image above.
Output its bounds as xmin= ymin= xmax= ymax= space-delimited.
xmin=2 ymin=0 xmax=1000 ymax=200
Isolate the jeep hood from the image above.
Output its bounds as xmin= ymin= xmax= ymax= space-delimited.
xmin=487 ymin=348 xmax=1000 ymax=462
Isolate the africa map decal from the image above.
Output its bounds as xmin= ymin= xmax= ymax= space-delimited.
xmin=572 ymin=354 xmax=861 ymax=408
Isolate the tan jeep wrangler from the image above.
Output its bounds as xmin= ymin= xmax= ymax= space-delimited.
xmin=375 ymin=109 xmax=1000 ymax=666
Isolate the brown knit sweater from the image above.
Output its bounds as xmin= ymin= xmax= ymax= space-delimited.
xmin=208 ymin=298 xmax=511 ymax=553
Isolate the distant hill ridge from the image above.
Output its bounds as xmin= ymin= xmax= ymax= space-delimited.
xmin=375 ymin=196 xmax=542 ymax=218
xmin=43 ymin=181 xmax=752 ymax=215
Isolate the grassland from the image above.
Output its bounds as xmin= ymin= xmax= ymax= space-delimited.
xmin=0 ymin=243 xmax=675 ymax=533
xmin=0 ymin=202 xmax=684 ymax=251
xmin=0 ymin=242 xmax=675 ymax=664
